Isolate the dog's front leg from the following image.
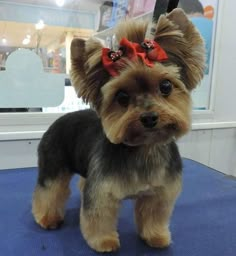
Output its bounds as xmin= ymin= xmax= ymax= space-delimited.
xmin=135 ymin=177 xmax=181 ymax=248
xmin=79 ymin=178 xmax=120 ymax=252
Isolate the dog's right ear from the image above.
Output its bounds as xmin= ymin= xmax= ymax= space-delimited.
xmin=70 ymin=38 xmax=110 ymax=108
xmin=154 ymin=8 xmax=206 ymax=91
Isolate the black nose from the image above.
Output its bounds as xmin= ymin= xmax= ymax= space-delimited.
xmin=140 ymin=112 xmax=158 ymax=128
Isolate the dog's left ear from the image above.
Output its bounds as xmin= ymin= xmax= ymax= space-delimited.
xmin=70 ymin=38 xmax=110 ymax=108
xmin=155 ymin=8 xmax=206 ymax=90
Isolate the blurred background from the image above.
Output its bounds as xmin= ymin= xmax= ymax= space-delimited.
xmin=0 ymin=0 xmax=217 ymax=112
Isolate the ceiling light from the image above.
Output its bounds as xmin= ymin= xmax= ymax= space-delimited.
xmin=56 ymin=0 xmax=65 ymax=7
xmin=2 ymin=37 xmax=7 ymax=44
xmin=35 ymin=20 xmax=45 ymax=30
xmin=22 ymin=38 xmax=30 ymax=45
xmin=22 ymin=34 xmax=31 ymax=45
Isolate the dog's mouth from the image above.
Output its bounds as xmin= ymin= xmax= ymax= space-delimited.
xmin=123 ymin=123 xmax=178 ymax=146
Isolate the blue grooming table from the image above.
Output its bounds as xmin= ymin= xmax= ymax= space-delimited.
xmin=0 ymin=159 xmax=236 ymax=256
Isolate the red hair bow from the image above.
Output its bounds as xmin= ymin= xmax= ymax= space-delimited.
xmin=102 ymin=37 xmax=168 ymax=76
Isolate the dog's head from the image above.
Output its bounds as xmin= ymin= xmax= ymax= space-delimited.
xmin=70 ymin=9 xmax=205 ymax=146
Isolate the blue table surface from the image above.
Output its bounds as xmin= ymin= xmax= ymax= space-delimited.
xmin=0 ymin=159 xmax=236 ymax=256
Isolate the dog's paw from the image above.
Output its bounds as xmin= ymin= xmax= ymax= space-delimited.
xmin=142 ymin=230 xmax=171 ymax=248
xmin=35 ymin=214 xmax=64 ymax=230
xmin=88 ymin=232 xmax=120 ymax=252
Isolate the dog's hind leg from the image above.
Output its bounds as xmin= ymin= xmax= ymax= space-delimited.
xmin=32 ymin=171 xmax=72 ymax=229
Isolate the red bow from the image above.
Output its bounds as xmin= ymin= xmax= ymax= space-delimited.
xmin=102 ymin=38 xmax=168 ymax=76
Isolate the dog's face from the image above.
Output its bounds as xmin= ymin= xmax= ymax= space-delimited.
xmin=100 ymin=63 xmax=191 ymax=145
xmin=70 ymin=9 xmax=205 ymax=146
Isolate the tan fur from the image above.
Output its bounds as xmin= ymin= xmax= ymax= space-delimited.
xmin=70 ymin=38 xmax=110 ymax=108
xmin=80 ymin=208 xmax=120 ymax=252
xmin=135 ymin=176 xmax=182 ymax=248
xmin=115 ymin=19 xmax=148 ymax=44
xmin=156 ymin=9 xmax=206 ymax=90
xmin=78 ymin=176 xmax=86 ymax=192
xmin=78 ymin=164 xmax=180 ymax=251
xmin=115 ymin=9 xmax=205 ymax=91
xmin=100 ymin=63 xmax=191 ymax=144
xmin=32 ymin=173 xmax=72 ymax=229
xmin=79 ymin=176 xmax=120 ymax=252
xmin=70 ymin=9 xmax=205 ymax=108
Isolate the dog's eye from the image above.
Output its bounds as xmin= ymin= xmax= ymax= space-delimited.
xmin=115 ymin=91 xmax=130 ymax=107
xmin=159 ymin=80 xmax=173 ymax=96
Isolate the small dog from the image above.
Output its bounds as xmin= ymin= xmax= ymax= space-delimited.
xmin=32 ymin=9 xmax=205 ymax=253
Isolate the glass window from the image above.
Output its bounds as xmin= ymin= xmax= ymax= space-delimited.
xmin=0 ymin=0 xmax=95 ymax=113
xmin=178 ymin=0 xmax=218 ymax=110
xmin=0 ymin=0 xmax=218 ymax=113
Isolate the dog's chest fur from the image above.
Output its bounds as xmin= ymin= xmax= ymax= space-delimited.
xmin=123 ymin=167 xmax=166 ymax=199
xmin=98 ymin=164 xmax=170 ymax=200
xmin=89 ymin=143 xmax=179 ymax=200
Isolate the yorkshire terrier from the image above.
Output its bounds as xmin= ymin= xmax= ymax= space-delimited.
xmin=32 ymin=9 xmax=205 ymax=253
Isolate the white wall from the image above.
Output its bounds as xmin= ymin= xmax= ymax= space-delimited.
xmin=178 ymin=128 xmax=236 ymax=177
xmin=1 ymin=128 xmax=236 ymax=177
xmin=0 ymin=140 xmax=39 ymax=170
